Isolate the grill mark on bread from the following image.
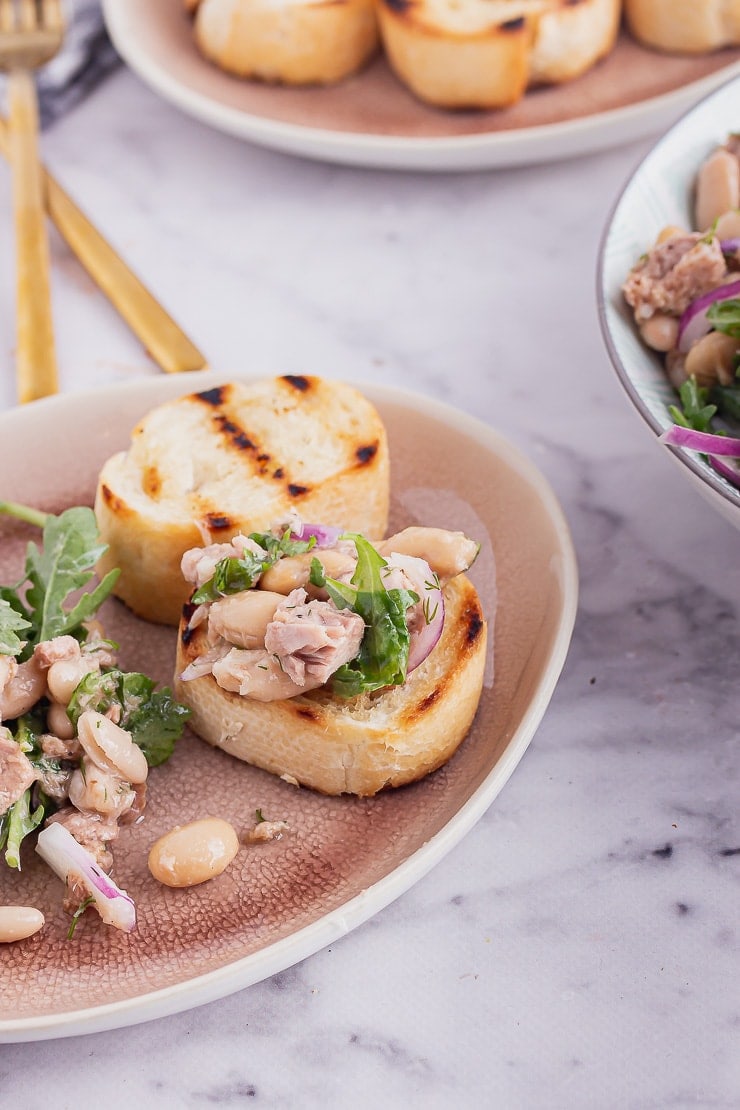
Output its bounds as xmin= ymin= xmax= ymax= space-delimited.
xmin=466 ymin=607 xmax=484 ymax=645
xmin=288 ymin=483 xmax=310 ymax=498
xmin=282 ymin=375 xmax=311 ymax=392
xmin=203 ymin=512 xmax=232 ymax=531
xmin=417 ymin=688 xmax=441 ymax=712
xmin=295 ymin=706 xmax=319 ymax=721
xmin=99 ymin=483 xmax=132 ymax=517
xmin=142 ymin=466 xmax=161 ymax=498
xmin=501 ymin=16 xmax=526 ymax=30
xmin=212 ymin=412 xmax=257 ymax=452
xmin=193 ymin=386 xmax=227 ymax=407
xmin=355 ymin=443 xmax=378 ymax=466
xmin=181 ymin=604 xmax=198 ymax=646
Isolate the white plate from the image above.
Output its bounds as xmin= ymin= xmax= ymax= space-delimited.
xmin=598 ymin=75 xmax=740 ymax=529
xmin=0 ymin=373 xmax=577 ymax=1041
xmin=102 ymin=0 xmax=740 ymax=172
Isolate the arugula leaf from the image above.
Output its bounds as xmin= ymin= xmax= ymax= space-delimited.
xmin=711 ymin=382 xmax=740 ymax=422
xmin=669 ymin=377 xmax=717 ymax=433
xmin=0 ymin=598 xmax=31 ymax=656
xmin=68 ymin=668 xmax=190 ymax=767
xmin=328 ymin=534 xmax=418 ymax=700
xmin=192 ymin=530 xmax=315 ymax=604
xmin=3 ymin=788 xmax=44 ymax=870
xmin=22 ymin=508 xmax=120 ymax=646
xmin=706 ymin=297 xmax=740 ymax=337
xmin=192 ymin=552 xmax=265 ymax=604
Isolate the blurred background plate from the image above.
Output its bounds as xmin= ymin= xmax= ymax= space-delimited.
xmin=102 ymin=0 xmax=740 ymax=172
xmin=598 ymin=75 xmax=740 ymax=529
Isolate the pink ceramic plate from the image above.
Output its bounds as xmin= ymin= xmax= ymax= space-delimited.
xmin=103 ymin=0 xmax=740 ymax=170
xmin=0 ymin=374 xmax=577 ymax=1041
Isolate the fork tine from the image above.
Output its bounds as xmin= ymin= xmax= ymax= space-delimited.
xmin=0 ymin=0 xmax=16 ymax=33
xmin=40 ymin=0 xmax=62 ymax=32
xmin=18 ymin=0 xmax=36 ymax=32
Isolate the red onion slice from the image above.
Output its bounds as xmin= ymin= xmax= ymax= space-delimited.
xmin=720 ymin=238 xmax=740 ymax=254
xmin=36 ymin=823 xmax=136 ymax=933
xmin=385 ymin=552 xmax=445 ymax=673
xmin=660 ymin=424 xmax=740 ymax=456
xmin=291 ymin=522 xmax=342 ymax=548
xmin=677 ymin=278 xmax=740 ymax=352
xmin=708 ymin=454 xmax=740 ymax=488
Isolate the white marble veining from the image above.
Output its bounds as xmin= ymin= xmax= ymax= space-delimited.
xmin=0 ymin=64 xmax=739 ymax=1110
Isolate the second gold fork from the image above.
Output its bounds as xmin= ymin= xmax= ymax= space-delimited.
xmin=0 ymin=0 xmax=64 ymax=403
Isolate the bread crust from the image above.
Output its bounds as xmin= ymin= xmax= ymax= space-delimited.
xmin=624 ymin=0 xmax=740 ymax=54
xmin=174 ymin=573 xmax=488 ymax=796
xmin=192 ymin=0 xmax=380 ymax=85
xmin=376 ymin=0 xmax=621 ymax=109
xmin=94 ymin=376 xmax=390 ymax=627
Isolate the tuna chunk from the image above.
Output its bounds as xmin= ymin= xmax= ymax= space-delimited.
xmin=264 ymin=588 xmax=364 ymax=687
xmin=33 ymin=635 xmax=81 ymax=668
xmin=45 ymin=807 xmax=120 ymax=872
xmin=181 ymin=534 xmax=264 ymax=588
xmin=622 ymin=234 xmax=726 ymax=320
xmin=0 ymin=728 xmax=35 ymax=814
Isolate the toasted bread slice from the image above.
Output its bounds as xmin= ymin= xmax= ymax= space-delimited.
xmin=189 ymin=0 xmax=380 ymax=86
xmin=624 ymin=0 xmax=740 ymax=54
xmin=376 ymin=0 xmax=621 ymax=109
xmin=95 ymin=377 xmax=390 ymax=627
xmin=174 ymin=572 xmax=487 ymax=796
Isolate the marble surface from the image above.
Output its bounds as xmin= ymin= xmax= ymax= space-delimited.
xmin=0 ymin=63 xmax=739 ymax=1110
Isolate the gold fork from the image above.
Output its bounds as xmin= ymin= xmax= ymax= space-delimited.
xmin=0 ymin=0 xmax=64 ymax=404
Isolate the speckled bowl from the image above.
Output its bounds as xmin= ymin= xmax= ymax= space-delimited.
xmin=0 ymin=373 xmax=577 ymax=1041
xmin=598 ymin=74 xmax=740 ymax=529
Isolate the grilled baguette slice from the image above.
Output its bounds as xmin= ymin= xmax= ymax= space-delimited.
xmin=624 ymin=0 xmax=740 ymax=54
xmin=95 ymin=376 xmax=390 ymax=627
xmin=189 ymin=0 xmax=380 ymax=86
xmin=376 ymin=0 xmax=621 ymax=109
xmin=174 ymin=572 xmax=487 ymax=796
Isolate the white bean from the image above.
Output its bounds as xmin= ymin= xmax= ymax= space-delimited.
xmin=655 ymin=225 xmax=688 ymax=245
xmin=714 ymin=209 xmax=740 ymax=239
xmin=47 ymin=657 xmax=96 ymax=706
xmin=148 ymin=818 xmax=239 ymax=888
xmin=68 ymin=761 xmax=135 ymax=818
xmin=685 ymin=331 xmax=739 ymax=387
xmin=46 ymin=701 xmax=76 ymax=740
xmin=695 ymin=148 xmax=740 ymax=231
xmin=0 ymin=905 xmax=44 ymax=943
xmin=208 ymin=590 xmax=284 ymax=649
xmin=639 ymin=313 xmax=680 ymax=353
xmin=77 ymin=710 xmax=148 ymax=784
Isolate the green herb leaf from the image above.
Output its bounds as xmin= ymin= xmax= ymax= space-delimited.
xmin=669 ymin=377 xmax=718 ymax=433
xmin=328 ymin=535 xmax=417 ymax=700
xmin=711 ymin=382 xmax=740 ymax=422
xmin=0 ymin=598 xmax=31 ymax=656
xmin=3 ymin=788 xmax=45 ymax=870
xmin=67 ymin=894 xmax=95 ymax=940
xmin=192 ymin=530 xmax=315 ymax=604
xmin=68 ymin=668 xmax=190 ymax=767
xmin=22 ymin=507 xmax=120 ymax=645
xmin=707 ymin=297 xmax=740 ymax=337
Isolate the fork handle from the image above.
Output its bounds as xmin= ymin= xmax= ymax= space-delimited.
xmin=8 ymin=69 xmax=57 ymax=404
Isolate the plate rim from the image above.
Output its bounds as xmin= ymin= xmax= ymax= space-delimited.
xmin=101 ymin=0 xmax=740 ymax=171
xmin=0 ymin=373 xmax=578 ymax=1042
xmin=597 ymin=72 xmax=740 ymax=517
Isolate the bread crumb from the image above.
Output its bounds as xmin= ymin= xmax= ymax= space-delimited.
xmin=246 ymin=819 xmax=289 ymax=843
